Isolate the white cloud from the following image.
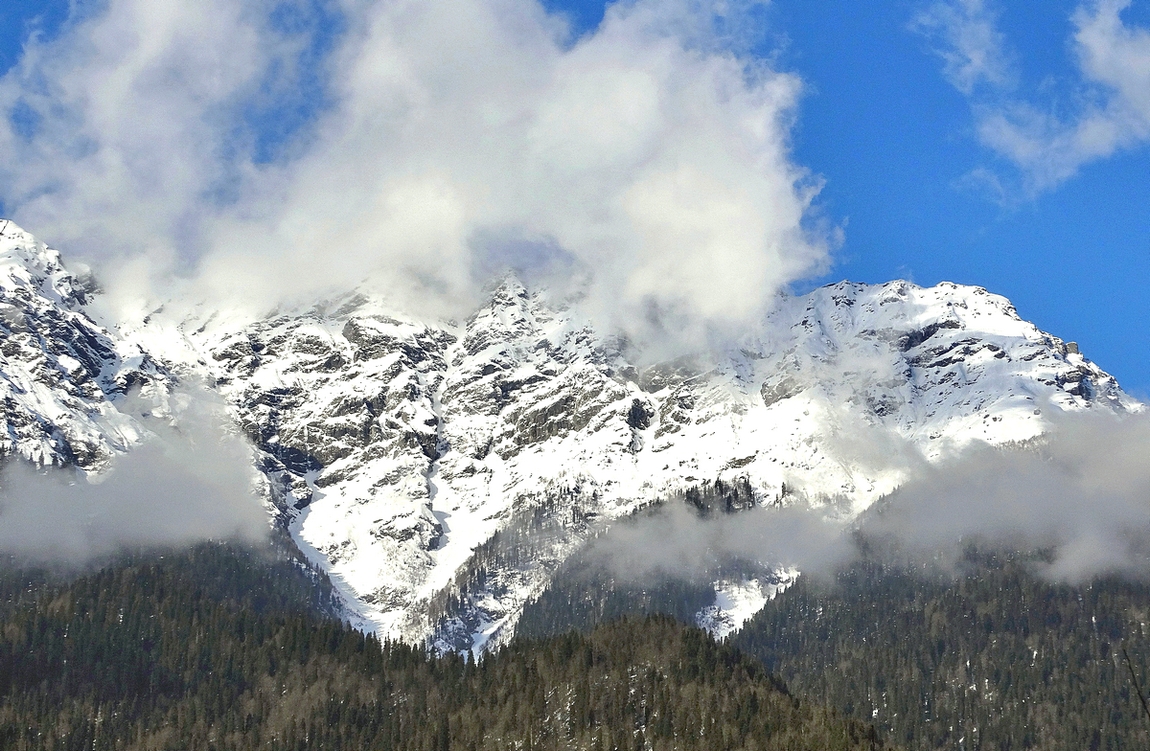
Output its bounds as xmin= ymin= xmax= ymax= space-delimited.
xmin=589 ymin=411 xmax=1150 ymax=585
xmin=0 ymin=0 xmax=288 ymax=261
xmin=911 ymin=0 xmax=1014 ymax=95
xmin=864 ymin=410 xmax=1150 ymax=582
xmin=915 ymin=0 xmax=1150 ymax=196
xmin=0 ymin=0 xmax=832 ymax=352
xmin=0 ymin=390 xmax=268 ymax=564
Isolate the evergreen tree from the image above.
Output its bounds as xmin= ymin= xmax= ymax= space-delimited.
xmin=0 ymin=542 xmax=890 ymax=751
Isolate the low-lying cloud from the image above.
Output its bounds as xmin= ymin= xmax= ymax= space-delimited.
xmin=591 ymin=500 xmax=853 ymax=583
xmin=866 ymin=410 xmax=1150 ymax=581
xmin=0 ymin=394 xmax=268 ymax=565
xmin=0 ymin=0 xmax=832 ymax=352
xmin=591 ymin=410 xmax=1150 ymax=585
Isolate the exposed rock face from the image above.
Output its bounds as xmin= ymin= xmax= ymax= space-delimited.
xmin=0 ymin=222 xmax=1138 ymax=649
xmin=0 ymin=221 xmax=168 ymax=469
xmin=182 ymin=277 xmax=1133 ymax=649
xmin=183 ymin=279 xmax=647 ymax=641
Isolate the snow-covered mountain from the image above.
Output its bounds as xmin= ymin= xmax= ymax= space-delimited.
xmin=0 ymin=221 xmax=170 ymax=468
xmin=0 ymin=222 xmax=1137 ymax=648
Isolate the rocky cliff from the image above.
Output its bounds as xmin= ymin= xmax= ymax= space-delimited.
xmin=0 ymin=221 xmax=1135 ymax=649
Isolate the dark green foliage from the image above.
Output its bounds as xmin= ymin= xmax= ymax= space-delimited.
xmin=731 ymin=554 xmax=1150 ymax=750
xmin=517 ymin=558 xmax=715 ymax=640
xmin=521 ymin=540 xmax=1150 ymax=750
xmin=0 ymin=543 xmax=890 ymax=751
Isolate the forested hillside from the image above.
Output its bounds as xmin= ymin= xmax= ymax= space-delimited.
xmin=734 ymin=555 xmax=1150 ymax=751
xmin=520 ymin=543 xmax=1150 ymax=750
xmin=0 ymin=542 xmax=889 ymax=751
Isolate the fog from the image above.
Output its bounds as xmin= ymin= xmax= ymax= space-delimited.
xmin=590 ymin=500 xmax=852 ymax=583
xmin=590 ymin=410 xmax=1150 ymax=584
xmin=0 ymin=394 xmax=269 ymax=565
xmin=865 ymin=410 xmax=1150 ymax=582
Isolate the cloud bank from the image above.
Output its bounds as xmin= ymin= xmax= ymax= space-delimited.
xmin=0 ymin=0 xmax=832 ymax=350
xmin=590 ymin=412 xmax=1150 ymax=585
xmin=866 ymin=411 xmax=1150 ymax=581
xmin=0 ymin=394 xmax=268 ymax=565
xmin=914 ymin=0 xmax=1150 ymax=196
xmin=592 ymin=500 xmax=853 ymax=582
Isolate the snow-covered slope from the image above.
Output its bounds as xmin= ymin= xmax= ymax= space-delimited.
xmin=0 ymin=221 xmax=1137 ymax=649
xmin=0 ymin=221 xmax=168 ymax=468
xmin=696 ymin=569 xmax=799 ymax=640
xmin=157 ymin=275 xmax=1133 ymax=649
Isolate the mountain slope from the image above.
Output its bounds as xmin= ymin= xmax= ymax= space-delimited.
xmin=0 ymin=222 xmax=1137 ymax=649
xmin=0 ymin=221 xmax=169 ymax=469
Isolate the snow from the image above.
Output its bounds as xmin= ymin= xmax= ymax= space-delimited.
xmin=209 ymin=276 xmax=1130 ymax=648
xmin=0 ymin=220 xmax=1139 ymax=651
xmin=696 ymin=568 xmax=800 ymax=640
xmin=0 ymin=221 xmax=169 ymax=470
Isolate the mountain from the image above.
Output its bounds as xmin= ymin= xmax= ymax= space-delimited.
xmin=0 ymin=221 xmax=1137 ymax=650
xmin=0 ymin=221 xmax=170 ymax=468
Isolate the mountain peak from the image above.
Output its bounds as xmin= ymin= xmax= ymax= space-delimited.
xmin=0 ymin=231 xmax=1139 ymax=650
xmin=489 ymin=272 xmax=529 ymax=301
xmin=0 ymin=219 xmax=93 ymax=309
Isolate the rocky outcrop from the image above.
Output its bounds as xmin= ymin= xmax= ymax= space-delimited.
xmin=0 ymin=222 xmax=1137 ymax=651
xmin=177 ymin=277 xmax=1135 ymax=648
xmin=0 ymin=221 xmax=169 ymax=469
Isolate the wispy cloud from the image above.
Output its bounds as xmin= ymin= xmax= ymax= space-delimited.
xmin=0 ymin=0 xmax=833 ymax=353
xmin=911 ymin=0 xmax=1014 ymax=95
xmin=914 ymin=0 xmax=1150 ymax=197
xmin=591 ymin=500 xmax=854 ymax=583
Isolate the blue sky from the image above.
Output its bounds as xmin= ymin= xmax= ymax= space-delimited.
xmin=770 ymin=0 xmax=1150 ymax=398
xmin=551 ymin=0 xmax=1150 ymax=394
xmin=0 ymin=2 xmax=68 ymax=73
xmin=1 ymin=0 xmax=1148 ymax=393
